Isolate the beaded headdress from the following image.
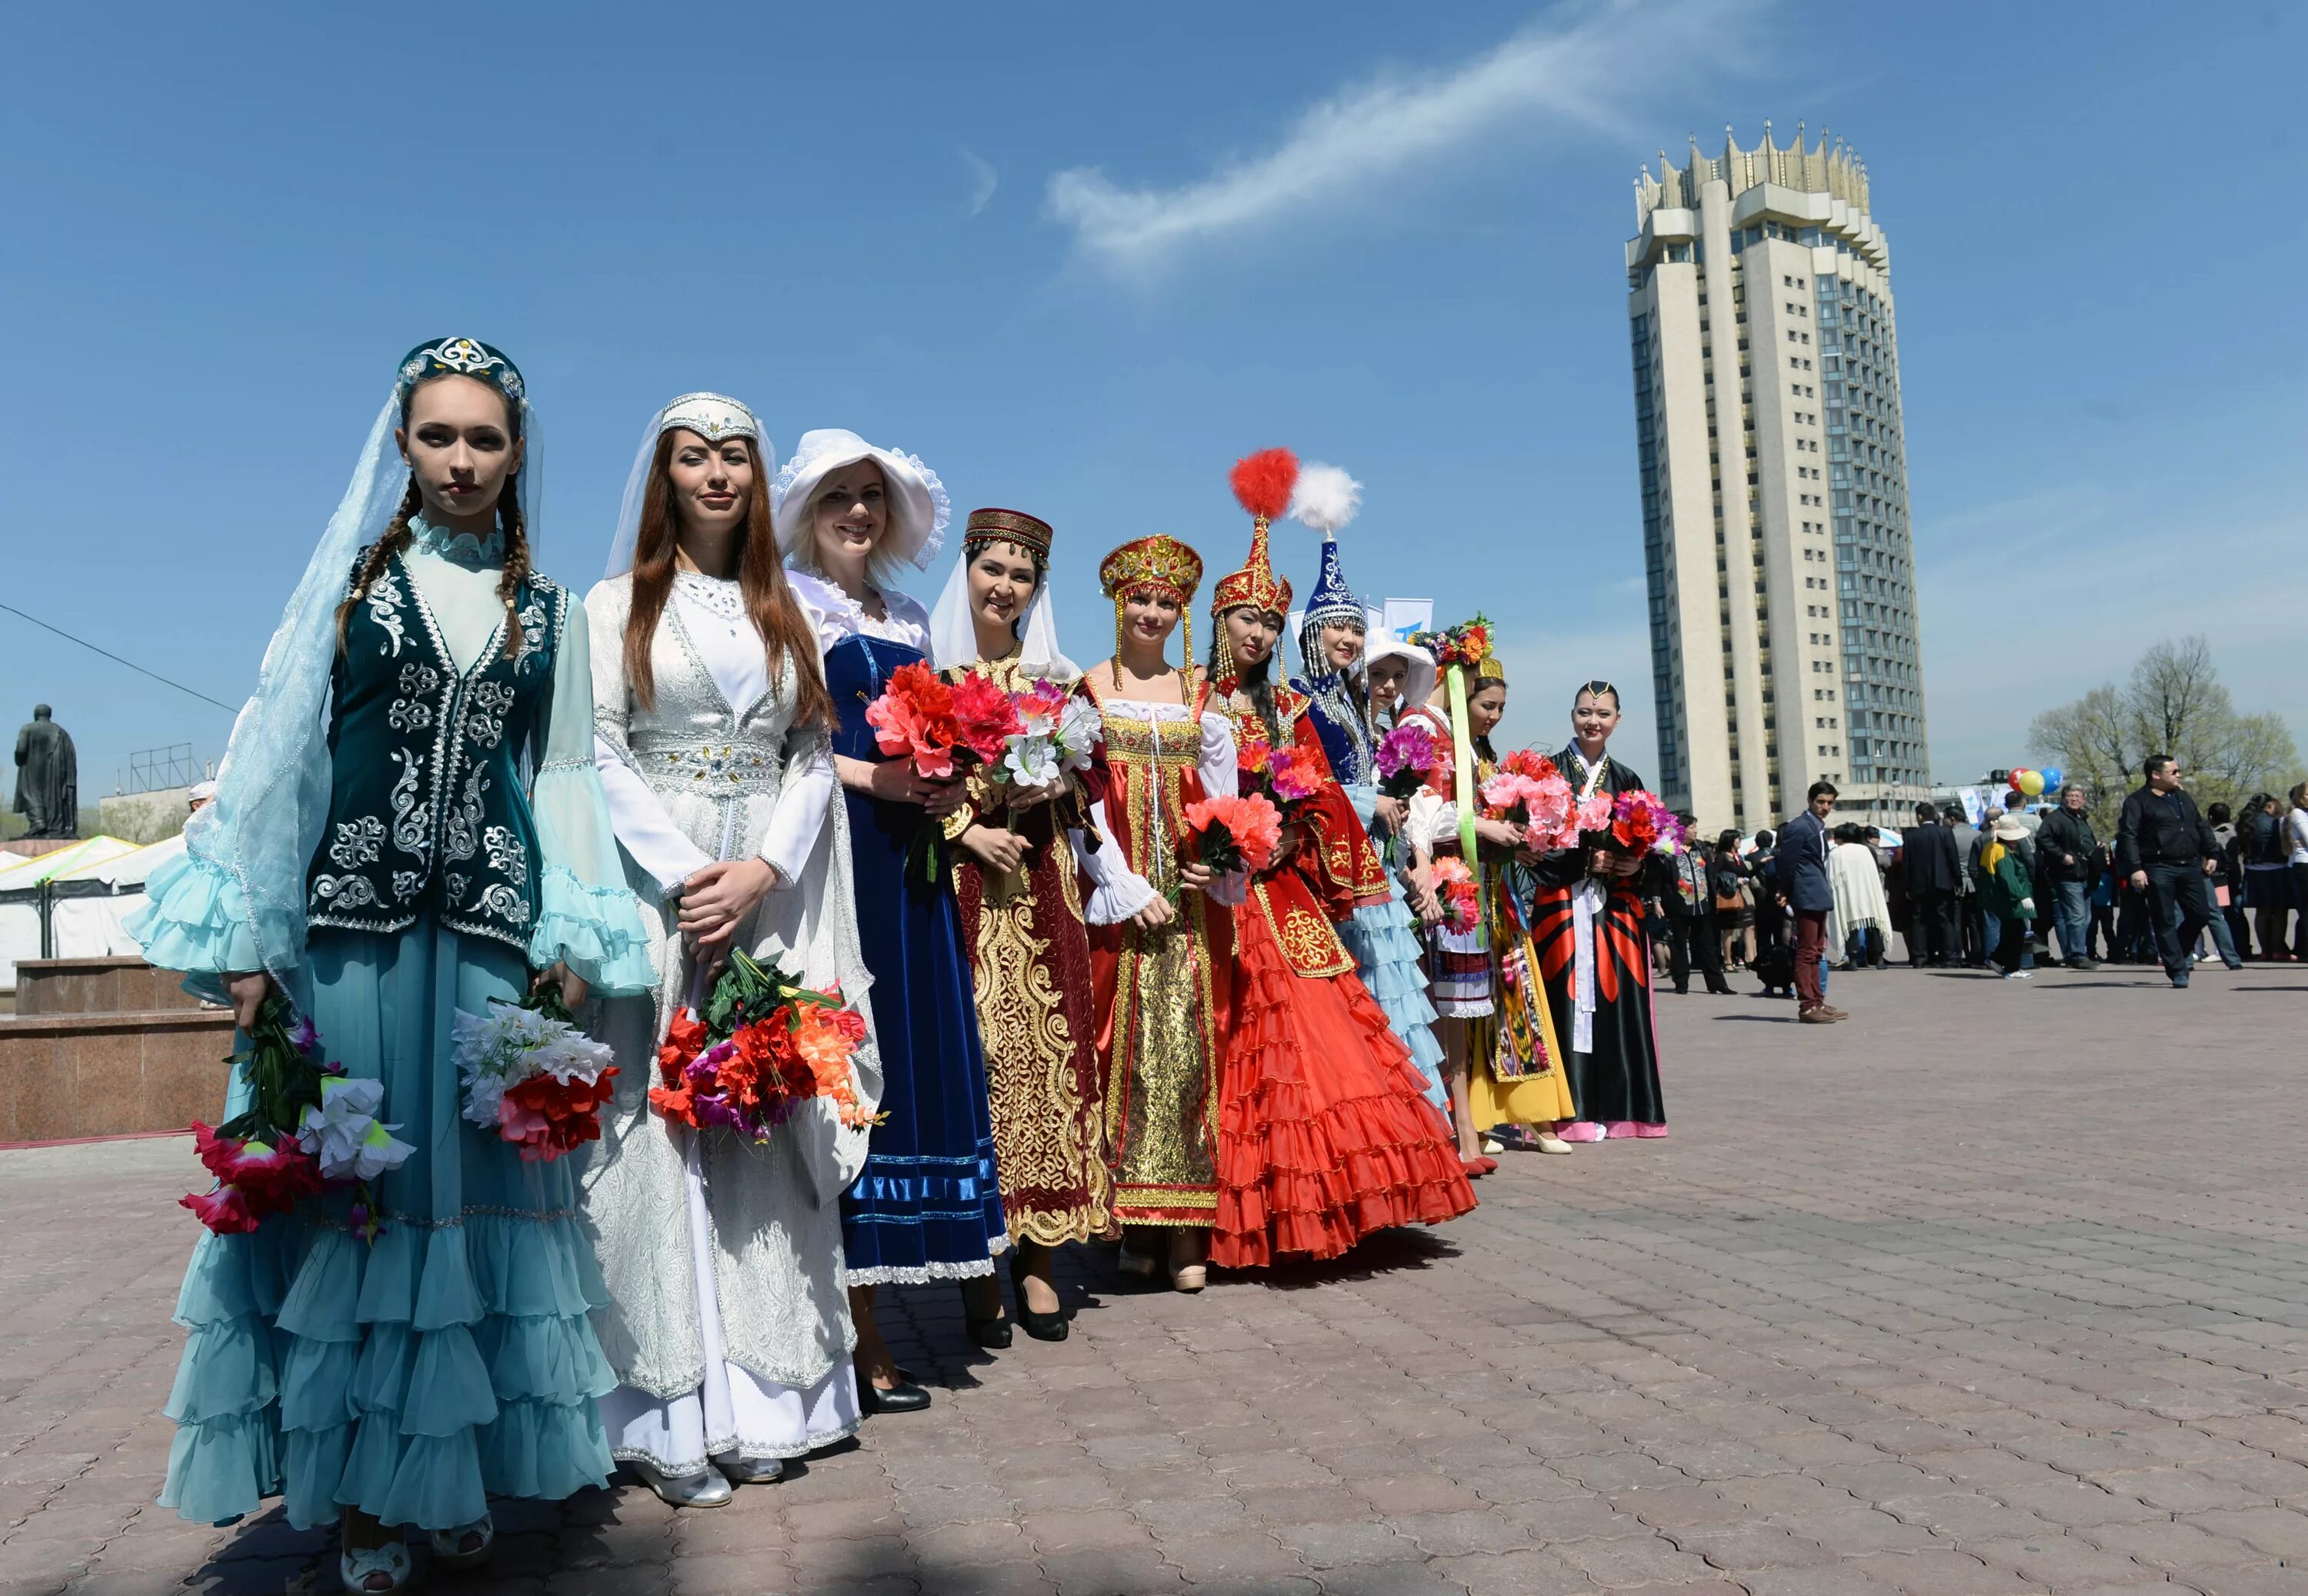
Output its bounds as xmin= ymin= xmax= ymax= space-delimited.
xmin=396 ymin=335 xmax=525 ymax=412
xmin=963 ymin=507 xmax=1053 ymax=562
xmin=1209 ymin=448 xmax=1297 ymax=618
xmin=655 ymin=391 xmax=760 ymax=443
xmin=1099 ymin=535 xmax=1204 ymax=668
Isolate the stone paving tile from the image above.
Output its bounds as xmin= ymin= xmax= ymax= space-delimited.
xmin=11 ymin=971 xmax=2308 ymax=1591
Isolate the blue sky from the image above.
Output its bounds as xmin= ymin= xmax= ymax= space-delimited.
xmin=5 ymin=1 xmax=2302 ymax=809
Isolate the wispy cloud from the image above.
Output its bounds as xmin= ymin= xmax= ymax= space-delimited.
xmin=1046 ymin=0 xmax=1761 ymax=276
xmin=959 ymin=146 xmax=999 ymax=219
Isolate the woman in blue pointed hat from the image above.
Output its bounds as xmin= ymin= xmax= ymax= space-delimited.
xmin=1282 ymin=465 xmax=1448 ymax=1113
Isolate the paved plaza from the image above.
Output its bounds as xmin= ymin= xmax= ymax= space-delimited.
xmin=5 ymin=961 xmax=2308 ymax=1596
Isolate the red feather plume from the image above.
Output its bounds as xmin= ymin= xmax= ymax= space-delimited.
xmin=1229 ymin=448 xmax=1299 ymax=522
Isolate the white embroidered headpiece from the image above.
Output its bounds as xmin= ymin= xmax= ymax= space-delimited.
xmin=771 ymin=428 xmax=950 ymax=580
xmin=657 ymin=392 xmax=760 ymax=444
xmin=602 ymin=389 xmax=778 ymax=579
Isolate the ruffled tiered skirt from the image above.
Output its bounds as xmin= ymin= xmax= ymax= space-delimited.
xmin=1212 ymin=901 xmax=1476 ymax=1270
xmin=160 ymin=925 xmax=615 ymax=1529
xmin=1334 ymin=791 xmax=1448 ymax=1113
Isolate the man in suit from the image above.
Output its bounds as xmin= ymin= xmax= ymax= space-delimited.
xmin=1899 ymin=801 xmax=1963 ymax=968
xmin=1779 ymin=781 xmax=1846 ymax=1024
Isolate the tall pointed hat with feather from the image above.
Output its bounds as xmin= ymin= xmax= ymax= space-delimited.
xmin=1209 ymin=448 xmax=1298 ymax=618
xmin=1288 ymin=462 xmax=1366 ymax=678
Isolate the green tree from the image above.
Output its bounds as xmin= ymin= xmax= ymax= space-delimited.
xmin=2029 ymin=636 xmax=2299 ymax=831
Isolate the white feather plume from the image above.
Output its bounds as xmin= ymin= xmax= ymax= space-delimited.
xmin=1287 ymin=462 xmax=1362 ymax=535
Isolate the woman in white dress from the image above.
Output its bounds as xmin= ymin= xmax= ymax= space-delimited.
xmin=579 ymin=394 xmax=882 ymax=1505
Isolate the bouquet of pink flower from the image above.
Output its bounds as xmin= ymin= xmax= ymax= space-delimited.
xmin=1429 ymin=856 xmax=1480 ymax=935
xmin=1480 ymin=749 xmax=1579 ymax=852
xmin=1184 ymin=792 xmax=1283 ymax=877
xmin=1575 ymin=788 xmax=1686 ymax=861
xmin=1375 ymin=721 xmax=1450 ymax=802
xmin=182 ymin=1000 xmax=412 ymax=1241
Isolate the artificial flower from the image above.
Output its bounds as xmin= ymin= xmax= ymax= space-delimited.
xmin=1184 ymin=792 xmax=1282 ymax=875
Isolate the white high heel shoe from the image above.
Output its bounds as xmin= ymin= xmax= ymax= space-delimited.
xmin=627 ymin=1458 xmax=734 ymax=1508
xmin=339 ymin=1541 xmax=413 ymax=1594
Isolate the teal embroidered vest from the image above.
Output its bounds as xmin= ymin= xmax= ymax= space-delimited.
xmin=306 ymin=550 xmax=565 ymax=954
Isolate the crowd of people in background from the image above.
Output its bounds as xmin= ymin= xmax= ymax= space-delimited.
xmin=1642 ymin=759 xmax=2308 ymax=1004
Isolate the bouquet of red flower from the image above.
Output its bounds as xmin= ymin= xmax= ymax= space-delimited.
xmin=866 ymin=661 xmax=1019 ymax=778
xmin=182 ymin=999 xmax=412 ymax=1239
xmin=1480 ymin=748 xmax=1579 ymax=853
xmin=1429 ymin=856 xmax=1481 ymax=935
xmin=1573 ymin=788 xmax=1686 ymax=871
xmin=1182 ymin=792 xmax=1282 ymax=878
xmin=651 ymin=948 xmax=876 ymax=1141
xmin=866 ymin=661 xmax=1022 ymax=876
xmin=452 ymin=985 xmax=619 ymax=1163
xmin=1374 ymin=720 xmax=1450 ymax=802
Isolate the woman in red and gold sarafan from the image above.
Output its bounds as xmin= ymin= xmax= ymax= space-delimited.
xmin=1199 ymin=455 xmax=1474 ymax=1270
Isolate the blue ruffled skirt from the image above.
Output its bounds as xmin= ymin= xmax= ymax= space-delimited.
xmin=1336 ymin=785 xmax=1448 ymax=1112
xmin=160 ymin=923 xmax=615 ymax=1530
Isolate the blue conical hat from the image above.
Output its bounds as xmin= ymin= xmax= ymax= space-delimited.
xmin=1300 ymin=534 xmax=1361 ymax=629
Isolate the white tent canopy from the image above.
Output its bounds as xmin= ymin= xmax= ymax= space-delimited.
xmin=0 ymin=834 xmax=180 ymax=988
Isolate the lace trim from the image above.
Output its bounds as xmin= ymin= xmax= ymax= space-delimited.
xmin=610 ymin=1414 xmax=859 ymax=1474
xmin=409 ymin=514 xmax=505 ymax=567
xmin=842 ymin=1242 xmax=1007 ymax=1288
xmin=537 ymin=755 xmax=592 ymax=775
xmin=1095 ymin=698 xmax=1202 ymax=725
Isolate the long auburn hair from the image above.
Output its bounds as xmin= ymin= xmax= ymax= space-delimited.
xmin=623 ymin=430 xmax=832 ymax=727
xmin=335 ymin=375 xmax=532 ymax=658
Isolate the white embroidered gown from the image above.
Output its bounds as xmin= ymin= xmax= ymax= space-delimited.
xmin=578 ymin=571 xmax=882 ymax=1476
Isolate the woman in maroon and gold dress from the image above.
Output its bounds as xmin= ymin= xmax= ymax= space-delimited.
xmin=1200 ymin=451 xmax=1475 ymax=1270
xmin=929 ymin=508 xmax=1116 ymax=1341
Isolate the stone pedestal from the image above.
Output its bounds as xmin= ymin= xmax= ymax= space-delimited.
xmin=0 ymin=956 xmax=231 ymax=1143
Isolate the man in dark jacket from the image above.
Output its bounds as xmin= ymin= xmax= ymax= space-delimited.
xmin=2115 ymin=754 xmax=2230 ymax=988
xmin=1899 ymin=802 xmax=1962 ymax=968
xmin=1778 ymin=781 xmax=1845 ymax=1023
xmin=2036 ymin=785 xmax=2102 ymax=971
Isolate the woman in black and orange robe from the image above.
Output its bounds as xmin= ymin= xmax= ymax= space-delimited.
xmin=1522 ymin=682 xmax=1668 ymax=1141
xmin=1201 ymin=504 xmax=1473 ymax=1269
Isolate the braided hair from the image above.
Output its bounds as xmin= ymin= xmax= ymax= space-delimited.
xmin=335 ymin=479 xmax=422 ymax=651
xmin=493 ymin=468 xmax=530 ymax=658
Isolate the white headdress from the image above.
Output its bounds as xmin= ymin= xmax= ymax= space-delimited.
xmin=1360 ymin=636 xmax=1438 ymax=714
xmin=770 ymin=428 xmax=950 ymax=591
xmin=603 ymin=392 xmax=771 ymax=578
xmin=927 ymin=508 xmax=1076 ymax=676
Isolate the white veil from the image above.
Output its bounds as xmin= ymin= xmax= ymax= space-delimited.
xmin=602 ymin=392 xmax=772 ymax=580
xmin=928 ymin=545 xmax=1076 ymax=677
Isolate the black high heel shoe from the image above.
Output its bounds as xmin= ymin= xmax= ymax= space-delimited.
xmin=1010 ymin=1251 xmax=1069 ymax=1342
xmin=859 ymin=1368 xmax=932 ymax=1414
xmin=962 ymin=1278 xmax=1012 ymax=1348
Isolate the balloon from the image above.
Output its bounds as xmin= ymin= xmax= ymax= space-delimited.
xmin=2040 ymin=765 xmax=2064 ymax=791
xmin=2007 ymin=769 xmax=2026 ymax=791
xmin=2018 ymin=770 xmax=2045 ymax=798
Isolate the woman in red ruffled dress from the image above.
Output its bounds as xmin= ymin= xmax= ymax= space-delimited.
xmin=1200 ymin=451 xmax=1476 ymax=1269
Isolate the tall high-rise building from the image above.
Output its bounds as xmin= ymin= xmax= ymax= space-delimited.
xmin=1626 ymin=124 xmax=1929 ymax=834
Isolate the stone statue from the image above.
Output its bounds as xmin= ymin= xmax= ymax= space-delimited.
xmin=12 ymin=705 xmax=78 ymax=838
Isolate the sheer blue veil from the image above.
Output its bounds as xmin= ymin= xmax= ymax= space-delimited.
xmin=188 ymin=352 xmax=540 ymax=1016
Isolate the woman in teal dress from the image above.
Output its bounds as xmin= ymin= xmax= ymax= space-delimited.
xmin=130 ymin=338 xmax=655 ymax=1591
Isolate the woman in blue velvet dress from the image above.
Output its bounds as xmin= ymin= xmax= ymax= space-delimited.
xmin=773 ymin=429 xmax=1004 ymax=1414
xmin=1284 ymin=488 xmax=1449 ymax=1113
xmin=129 ymin=338 xmax=655 ymax=1592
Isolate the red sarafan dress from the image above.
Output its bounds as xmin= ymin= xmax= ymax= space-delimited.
xmin=1209 ymin=681 xmax=1476 ymax=1268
